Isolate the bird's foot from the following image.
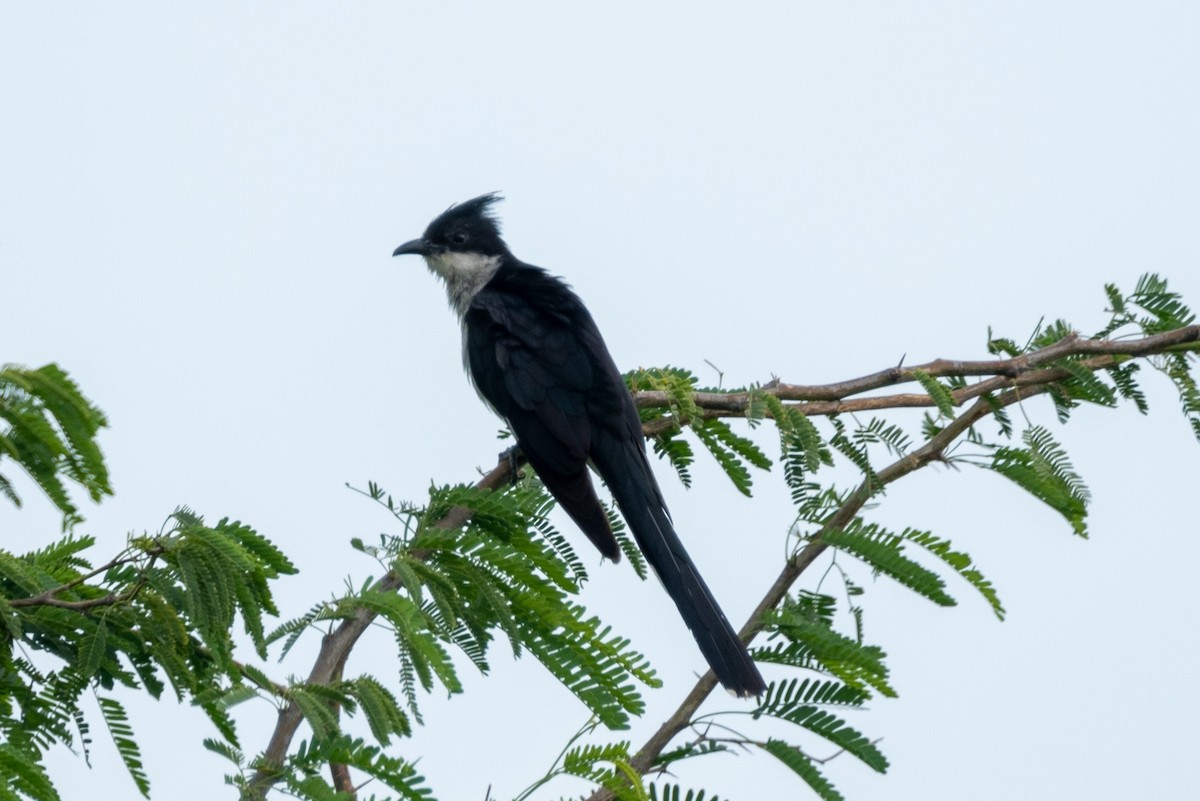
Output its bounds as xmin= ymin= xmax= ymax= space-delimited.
xmin=499 ymin=444 xmax=525 ymax=481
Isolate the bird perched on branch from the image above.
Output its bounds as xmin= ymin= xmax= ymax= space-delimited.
xmin=393 ymin=194 xmax=765 ymax=697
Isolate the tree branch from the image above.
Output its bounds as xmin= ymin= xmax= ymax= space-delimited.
xmin=637 ymin=325 xmax=1200 ymax=436
xmin=242 ymin=461 xmax=517 ymax=800
xmin=9 ymin=545 xmax=163 ymax=610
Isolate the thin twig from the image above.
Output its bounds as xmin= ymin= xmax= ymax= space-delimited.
xmin=9 ymin=545 xmax=164 ymax=610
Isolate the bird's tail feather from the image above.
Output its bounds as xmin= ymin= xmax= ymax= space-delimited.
xmin=594 ymin=442 xmax=766 ymax=698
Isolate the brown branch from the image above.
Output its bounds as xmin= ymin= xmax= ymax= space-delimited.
xmin=11 ymin=592 xmax=132 ymax=611
xmin=328 ymin=652 xmax=354 ymax=799
xmin=10 ymin=545 xmax=164 ymax=610
xmin=634 ymin=325 xmax=1200 ymax=424
xmin=640 ymin=352 xmax=1116 ymax=436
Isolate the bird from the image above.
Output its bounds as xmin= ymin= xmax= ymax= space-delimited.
xmin=393 ymin=193 xmax=766 ymax=698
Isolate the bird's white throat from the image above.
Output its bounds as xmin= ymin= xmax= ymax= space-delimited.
xmin=424 ymin=251 xmax=502 ymax=318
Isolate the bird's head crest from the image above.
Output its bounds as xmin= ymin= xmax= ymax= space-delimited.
xmin=421 ymin=192 xmax=508 ymax=255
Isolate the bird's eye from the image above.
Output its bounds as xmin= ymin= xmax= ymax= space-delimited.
xmin=450 ymin=230 xmax=468 ymax=245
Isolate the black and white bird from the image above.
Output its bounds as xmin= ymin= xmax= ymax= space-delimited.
xmin=393 ymin=194 xmax=766 ymax=698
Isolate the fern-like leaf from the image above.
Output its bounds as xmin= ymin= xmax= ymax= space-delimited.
xmin=1106 ymin=363 xmax=1149 ymax=414
xmin=912 ymin=369 xmax=957 ymax=418
xmin=762 ymin=597 xmax=895 ymax=698
xmin=293 ymin=735 xmax=433 ymax=801
xmin=760 ymin=739 xmax=844 ymax=801
xmin=0 ymin=743 xmax=60 ymax=801
xmin=350 ymin=675 xmax=412 ymax=745
xmin=988 ymin=426 xmax=1089 ymax=536
xmin=693 ymin=419 xmax=765 ymax=496
xmin=651 ymin=431 xmax=695 ymax=489
xmin=822 ymin=521 xmax=956 ymax=608
xmin=902 ymin=529 xmax=1005 ymax=619
xmin=287 ymin=686 xmax=340 ymax=740
xmin=96 ymin=696 xmax=150 ymax=797
xmin=609 ymin=505 xmax=648 ymax=581
xmin=76 ymin=620 xmax=109 ymax=678
xmin=755 ymin=677 xmax=869 ymax=714
xmin=649 ymin=784 xmax=724 ymax=801
xmin=828 ymin=418 xmax=880 ymax=494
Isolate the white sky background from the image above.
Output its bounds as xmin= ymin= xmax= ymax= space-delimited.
xmin=2 ymin=3 xmax=1199 ymax=799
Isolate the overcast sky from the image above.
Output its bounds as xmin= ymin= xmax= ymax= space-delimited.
xmin=2 ymin=3 xmax=1199 ymax=800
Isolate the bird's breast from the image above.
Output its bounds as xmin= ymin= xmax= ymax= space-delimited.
xmin=461 ymin=320 xmax=503 ymax=419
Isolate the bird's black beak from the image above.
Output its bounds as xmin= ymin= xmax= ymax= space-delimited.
xmin=392 ymin=238 xmax=428 ymax=257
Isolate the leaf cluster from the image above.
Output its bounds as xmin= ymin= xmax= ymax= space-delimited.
xmin=234 ymin=477 xmax=661 ymax=798
xmin=0 ymin=510 xmax=296 ymax=800
xmin=0 ymin=363 xmax=111 ymax=529
xmin=630 ymin=367 xmax=772 ymax=496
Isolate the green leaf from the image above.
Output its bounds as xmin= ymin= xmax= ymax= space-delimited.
xmin=197 ymin=697 xmax=242 ymax=748
xmin=288 ymin=686 xmax=340 ymax=740
xmin=829 ymin=418 xmax=880 ymax=493
xmin=350 ymin=675 xmax=411 ymax=745
xmin=755 ymin=677 xmax=869 ymax=714
xmin=902 ymin=529 xmax=1005 ymax=620
xmin=761 ymin=739 xmax=844 ymax=801
xmin=761 ymin=595 xmax=895 ymax=698
xmin=649 ymin=784 xmax=725 ymax=801
xmin=562 ymin=740 xmax=641 ymax=797
xmin=0 ymin=549 xmax=47 ymax=595
xmin=0 ymin=363 xmax=111 ymax=527
xmin=912 ymin=369 xmax=957 ymax=418
xmin=356 ymin=590 xmax=462 ymax=694
xmin=609 ymin=505 xmax=648 ymax=581
xmin=0 ymin=595 xmax=21 ymax=639
xmin=97 ymin=696 xmax=150 ymax=797
xmin=765 ymin=703 xmax=886 ymax=772
xmin=822 ymin=521 xmax=956 ymax=608
xmin=518 ymin=603 xmax=657 ymax=729
xmin=0 ymin=743 xmax=61 ymax=801
xmin=1106 ymin=363 xmax=1149 ymax=414
xmin=1052 ymin=357 xmax=1117 ymax=407
xmin=988 ymin=426 xmax=1089 ymax=536
xmin=693 ymin=418 xmax=768 ymax=496
xmin=853 ymin=417 xmax=911 ymax=457
xmin=651 ymin=431 xmax=695 ymax=489
xmin=1129 ymin=273 xmax=1195 ymax=332
xmin=76 ymin=620 xmax=109 ymax=678
xmin=201 ymin=737 xmax=243 ymax=767
xmin=1161 ymin=350 xmax=1200 ymax=441
xmin=986 ymin=326 xmax=1022 ymax=357
xmin=754 ymin=681 xmax=886 ymax=774
xmin=264 ymin=601 xmax=333 ymax=660
xmin=291 ymin=735 xmax=433 ymax=801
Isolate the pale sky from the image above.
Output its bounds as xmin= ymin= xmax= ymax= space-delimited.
xmin=2 ymin=3 xmax=1199 ymax=800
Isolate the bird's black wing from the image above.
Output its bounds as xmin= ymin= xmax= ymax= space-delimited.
xmin=464 ymin=264 xmax=765 ymax=697
xmin=463 ymin=267 xmax=622 ymax=560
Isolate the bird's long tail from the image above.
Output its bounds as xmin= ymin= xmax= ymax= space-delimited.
xmin=593 ymin=440 xmax=767 ymax=698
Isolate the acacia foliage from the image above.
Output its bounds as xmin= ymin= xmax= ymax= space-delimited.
xmin=0 ymin=508 xmax=296 ymax=800
xmin=0 ymin=363 xmax=111 ymax=530
xmin=0 ymin=274 xmax=1196 ymax=801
